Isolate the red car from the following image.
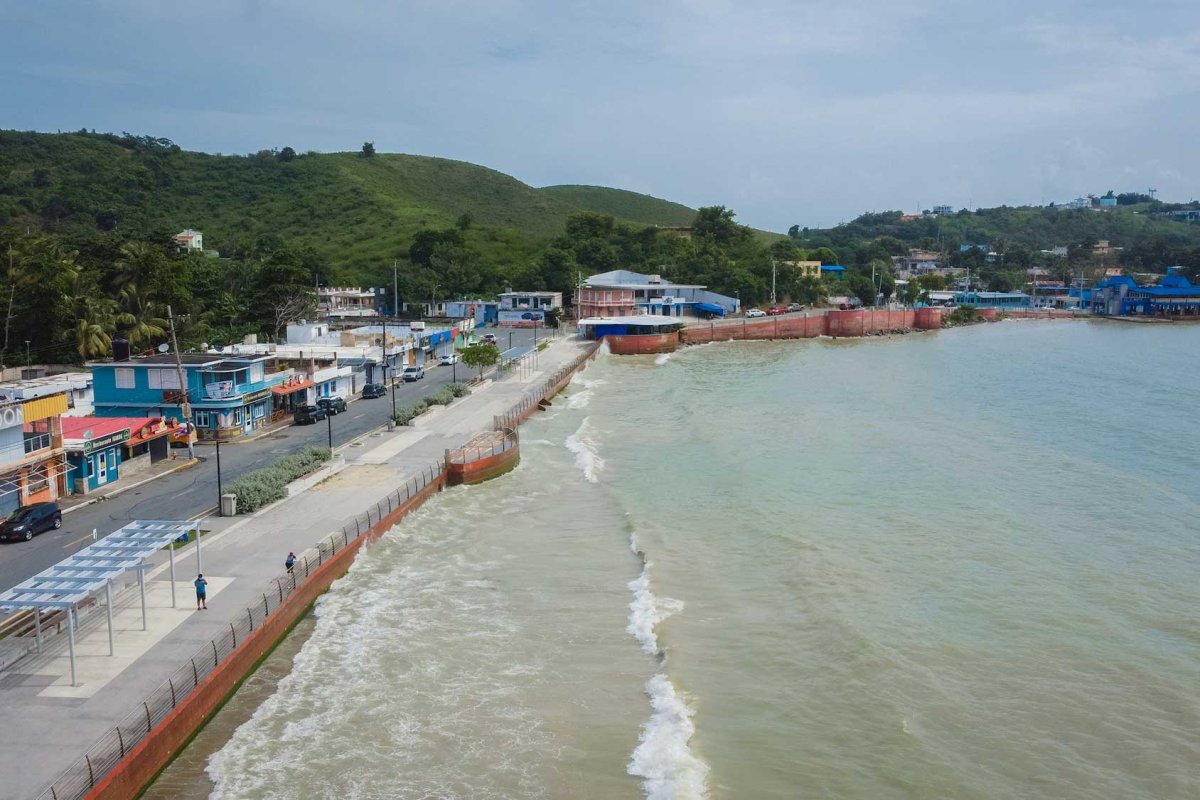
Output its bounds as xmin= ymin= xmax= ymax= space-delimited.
xmin=767 ymin=307 xmax=788 ymax=316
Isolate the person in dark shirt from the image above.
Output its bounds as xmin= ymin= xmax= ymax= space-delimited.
xmin=194 ymin=574 xmax=208 ymax=610
xmin=285 ymin=552 xmax=296 ymax=574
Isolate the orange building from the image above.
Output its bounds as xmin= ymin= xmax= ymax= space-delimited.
xmin=0 ymin=392 xmax=69 ymax=516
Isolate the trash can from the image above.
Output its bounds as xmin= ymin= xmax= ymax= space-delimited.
xmin=387 ymin=420 xmax=396 ymax=432
xmin=220 ymin=493 xmax=238 ymax=516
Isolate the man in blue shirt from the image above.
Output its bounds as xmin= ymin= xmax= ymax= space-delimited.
xmin=194 ymin=573 xmax=208 ymax=610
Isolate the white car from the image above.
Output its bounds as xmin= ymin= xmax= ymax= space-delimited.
xmin=401 ymin=365 xmax=425 ymax=382
xmin=438 ymin=353 xmax=460 ymax=366
xmin=745 ymin=308 xmax=767 ymax=318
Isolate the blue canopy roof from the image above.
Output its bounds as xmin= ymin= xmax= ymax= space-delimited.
xmin=693 ymin=302 xmax=725 ymax=315
xmin=821 ymin=265 xmax=846 ymax=272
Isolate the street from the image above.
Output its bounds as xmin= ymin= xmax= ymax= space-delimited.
xmin=0 ymin=330 xmax=546 ymax=594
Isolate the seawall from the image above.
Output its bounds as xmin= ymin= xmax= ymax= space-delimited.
xmin=682 ymin=308 xmax=942 ymax=344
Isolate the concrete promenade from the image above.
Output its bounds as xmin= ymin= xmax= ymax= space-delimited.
xmin=0 ymin=337 xmax=595 ymax=800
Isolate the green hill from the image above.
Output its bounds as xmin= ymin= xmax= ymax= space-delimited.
xmin=539 ymin=185 xmax=696 ymax=227
xmin=0 ymin=130 xmax=703 ymax=280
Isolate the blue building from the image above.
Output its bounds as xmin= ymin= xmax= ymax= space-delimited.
xmin=89 ymin=354 xmax=302 ymax=441
xmin=821 ymin=265 xmax=846 ymax=279
xmin=1091 ymin=271 xmax=1200 ymax=317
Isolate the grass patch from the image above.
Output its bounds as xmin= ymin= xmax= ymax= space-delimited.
xmin=165 ymin=528 xmax=212 ymax=550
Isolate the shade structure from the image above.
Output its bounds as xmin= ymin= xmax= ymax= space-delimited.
xmin=0 ymin=520 xmax=198 ymax=686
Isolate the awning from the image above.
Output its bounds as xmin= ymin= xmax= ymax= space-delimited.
xmin=271 ymin=378 xmax=314 ymax=395
xmin=694 ymin=302 xmax=726 ymax=315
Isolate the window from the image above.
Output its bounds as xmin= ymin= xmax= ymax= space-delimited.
xmin=27 ymin=464 xmax=48 ymax=494
xmin=115 ymin=368 xmax=135 ymax=389
xmin=194 ymin=410 xmax=211 ymax=428
xmin=250 ymin=363 xmax=264 ymax=382
xmin=147 ymin=370 xmax=181 ymax=390
xmin=85 ymin=458 xmax=94 ymax=478
xmin=233 ymin=407 xmax=245 ymax=425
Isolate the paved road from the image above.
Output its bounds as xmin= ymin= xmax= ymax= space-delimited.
xmin=0 ymin=330 xmax=545 ymax=594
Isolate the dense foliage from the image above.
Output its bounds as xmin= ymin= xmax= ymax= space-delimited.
xmin=226 ymin=446 xmax=332 ymax=513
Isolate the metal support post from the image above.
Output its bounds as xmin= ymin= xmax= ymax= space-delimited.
xmin=326 ymin=410 xmax=333 ymax=451
xmin=105 ymin=581 xmax=114 ymax=657
xmin=169 ymin=541 xmax=176 ymax=608
xmin=215 ymin=432 xmax=223 ymax=516
xmin=67 ymin=608 xmax=77 ymax=687
xmin=34 ymin=607 xmax=42 ymax=653
xmin=195 ymin=521 xmax=203 ymax=574
xmin=138 ymin=569 xmax=147 ymax=631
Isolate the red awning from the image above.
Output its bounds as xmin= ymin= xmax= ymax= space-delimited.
xmin=271 ymin=378 xmax=314 ymax=395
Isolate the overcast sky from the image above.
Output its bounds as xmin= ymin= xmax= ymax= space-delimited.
xmin=2 ymin=0 xmax=1197 ymax=230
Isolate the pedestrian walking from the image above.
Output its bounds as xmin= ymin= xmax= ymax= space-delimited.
xmin=285 ymin=551 xmax=296 ymax=574
xmin=194 ymin=573 xmax=208 ymax=610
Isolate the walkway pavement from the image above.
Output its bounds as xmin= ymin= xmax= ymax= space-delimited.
xmin=0 ymin=336 xmax=594 ymax=800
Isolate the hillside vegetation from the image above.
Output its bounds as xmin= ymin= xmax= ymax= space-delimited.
xmin=0 ymin=130 xmax=697 ymax=280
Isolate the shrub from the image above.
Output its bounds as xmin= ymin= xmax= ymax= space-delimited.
xmin=448 ymin=382 xmax=470 ymax=398
xmin=393 ymin=401 xmax=428 ymax=426
xmin=227 ymin=446 xmax=332 ymax=513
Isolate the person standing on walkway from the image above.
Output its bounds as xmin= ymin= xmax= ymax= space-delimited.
xmin=285 ymin=552 xmax=296 ymax=574
xmin=194 ymin=573 xmax=208 ymax=610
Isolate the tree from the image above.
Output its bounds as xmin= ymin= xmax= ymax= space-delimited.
xmin=692 ymin=206 xmax=750 ymax=245
xmin=360 ymin=141 xmax=375 ymax=158
xmin=809 ymin=247 xmax=840 ymax=265
xmin=787 ymin=224 xmax=802 ymax=240
xmin=277 ymin=146 xmax=297 ymax=162
xmin=917 ymin=273 xmax=947 ymax=291
xmin=902 ymin=279 xmax=921 ymax=306
xmin=455 ymin=212 xmax=473 ymax=231
xmin=461 ymin=343 xmax=500 ymax=380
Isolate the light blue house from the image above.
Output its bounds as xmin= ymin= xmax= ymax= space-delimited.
xmin=89 ymin=353 xmax=297 ymax=441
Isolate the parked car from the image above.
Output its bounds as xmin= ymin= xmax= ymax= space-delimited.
xmin=0 ymin=502 xmax=62 ymax=542
xmin=745 ymin=308 xmax=767 ymax=318
xmin=767 ymin=307 xmax=788 ymax=316
xmin=402 ymin=365 xmax=425 ymax=382
xmin=438 ymin=353 xmax=460 ymax=366
xmin=787 ymin=303 xmax=803 ymax=312
xmin=482 ymin=333 xmax=498 ymax=344
xmin=317 ymin=396 xmax=347 ymax=415
xmin=361 ymin=383 xmax=386 ymax=399
xmin=293 ymin=404 xmax=327 ymax=425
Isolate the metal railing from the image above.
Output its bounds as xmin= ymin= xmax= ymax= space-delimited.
xmin=492 ymin=340 xmax=601 ymax=432
xmin=35 ymin=460 xmax=446 ymax=800
xmin=446 ymin=429 xmax=519 ymax=466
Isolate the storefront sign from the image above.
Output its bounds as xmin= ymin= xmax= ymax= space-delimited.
xmin=0 ymin=405 xmax=24 ymax=430
xmin=243 ymin=388 xmax=271 ymax=404
xmin=83 ymin=429 xmax=130 ymax=455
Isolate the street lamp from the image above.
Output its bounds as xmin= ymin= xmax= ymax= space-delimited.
xmin=390 ymin=364 xmax=397 ymax=417
xmin=214 ymin=428 xmax=224 ymax=516
xmin=325 ymin=407 xmax=333 ymax=450
xmin=508 ymin=331 xmax=514 ymax=350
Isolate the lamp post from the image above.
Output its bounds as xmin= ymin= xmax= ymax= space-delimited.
xmin=508 ymin=331 xmax=514 ymax=350
xmin=452 ymin=359 xmax=457 ymax=383
xmin=325 ymin=407 xmax=333 ymax=450
xmin=215 ymin=428 xmax=223 ymax=516
xmin=390 ymin=365 xmax=397 ymax=417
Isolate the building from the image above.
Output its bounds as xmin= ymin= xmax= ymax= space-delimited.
xmin=1091 ymin=270 xmax=1200 ymax=317
xmin=821 ymin=265 xmax=846 ymax=279
xmin=89 ymin=353 xmax=311 ymax=441
xmin=575 ymin=270 xmax=739 ymax=319
xmin=952 ymin=291 xmax=1031 ymax=309
xmin=1169 ymin=209 xmax=1200 ymax=222
xmin=577 ymin=315 xmax=685 ymax=354
xmin=1093 ymin=240 xmax=1123 ymax=258
xmin=960 ymin=243 xmax=989 ymax=253
xmin=782 ymin=260 xmax=823 ymax=279
xmin=318 ymin=287 xmax=378 ymax=317
xmin=498 ymin=291 xmax=562 ymax=326
xmin=61 ymin=416 xmax=177 ymax=495
xmin=892 ymin=250 xmax=942 ymax=276
xmin=932 ymin=205 xmax=954 ymax=215
xmin=173 ymin=229 xmax=203 ymax=252
xmin=444 ymin=300 xmax=498 ymax=327
xmin=0 ymin=373 xmax=94 ymax=417
xmin=1099 ymin=196 xmax=1118 ymax=208
xmin=1066 ymin=197 xmax=1091 ymax=210
xmin=0 ymin=392 xmax=69 ymax=516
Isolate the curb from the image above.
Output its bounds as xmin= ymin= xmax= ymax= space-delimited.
xmin=60 ymin=458 xmax=203 ymax=516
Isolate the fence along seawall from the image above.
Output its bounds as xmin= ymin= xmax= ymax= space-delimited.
xmin=39 ymin=339 xmax=605 ymax=800
xmin=681 ymin=307 xmax=943 ymax=343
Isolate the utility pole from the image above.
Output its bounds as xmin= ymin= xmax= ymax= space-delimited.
xmin=770 ymin=260 xmax=777 ymax=307
xmin=393 ymin=260 xmax=399 ymax=318
xmin=167 ymin=305 xmax=195 ymax=459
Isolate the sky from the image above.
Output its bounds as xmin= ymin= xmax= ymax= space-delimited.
xmin=2 ymin=0 xmax=1198 ymax=231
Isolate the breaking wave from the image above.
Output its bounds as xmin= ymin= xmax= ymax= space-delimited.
xmin=626 ymin=533 xmax=709 ymax=799
xmin=654 ymin=353 xmax=672 ymax=366
xmin=564 ymin=418 xmax=604 ymax=482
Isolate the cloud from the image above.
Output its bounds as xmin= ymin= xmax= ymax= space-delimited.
xmin=1 ymin=0 xmax=1197 ymax=229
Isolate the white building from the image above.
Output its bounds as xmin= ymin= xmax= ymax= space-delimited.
xmin=497 ymin=291 xmax=563 ymax=326
xmin=318 ymin=287 xmax=378 ymax=317
xmin=0 ymin=373 xmax=94 ymax=417
xmin=174 ymin=229 xmax=203 ymax=252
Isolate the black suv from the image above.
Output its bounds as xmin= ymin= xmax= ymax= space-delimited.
xmin=361 ymin=383 xmax=386 ymax=399
xmin=0 ymin=502 xmax=62 ymax=542
xmin=293 ymin=404 xmax=327 ymax=425
xmin=317 ymin=396 xmax=347 ymax=415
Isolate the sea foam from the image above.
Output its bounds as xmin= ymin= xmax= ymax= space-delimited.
xmin=654 ymin=353 xmax=672 ymax=366
xmin=565 ymin=418 xmax=604 ymax=482
xmin=626 ymin=533 xmax=708 ymax=799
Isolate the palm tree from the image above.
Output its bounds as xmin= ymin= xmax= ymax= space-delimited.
xmin=73 ymin=293 xmax=118 ymax=360
xmin=111 ymin=241 xmax=164 ymax=296
xmin=116 ymin=283 xmax=167 ymax=347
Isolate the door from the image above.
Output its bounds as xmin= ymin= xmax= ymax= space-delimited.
xmin=96 ymin=451 xmax=108 ymax=485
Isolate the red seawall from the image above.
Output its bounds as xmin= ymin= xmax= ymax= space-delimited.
xmin=447 ymin=446 xmax=520 ymax=486
xmin=682 ymin=308 xmax=941 ymax=344
xmin=604 ymin=332 xmax=680 ymax=354
xmin=83 ymin=476 xmax=446 ymax=800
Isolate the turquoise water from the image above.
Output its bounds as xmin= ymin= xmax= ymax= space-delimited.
xmin=207 ymin=321 xmax=1200 ymax=799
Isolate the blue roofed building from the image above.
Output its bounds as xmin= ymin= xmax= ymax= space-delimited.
xmin=952 ymin=291 xmax=1031 ymax=309
xmin=820 ymin=265 xmax=846 ymax=279
xmin=1091 ymin=269 xmax=1200 ymax=317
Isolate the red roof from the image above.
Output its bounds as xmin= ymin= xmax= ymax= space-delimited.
xmin=60 ymin=416 xmax=160 ymax=441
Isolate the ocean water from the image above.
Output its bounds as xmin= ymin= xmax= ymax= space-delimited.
xmin=206 ymin=321 xmax=1200 ymax=799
